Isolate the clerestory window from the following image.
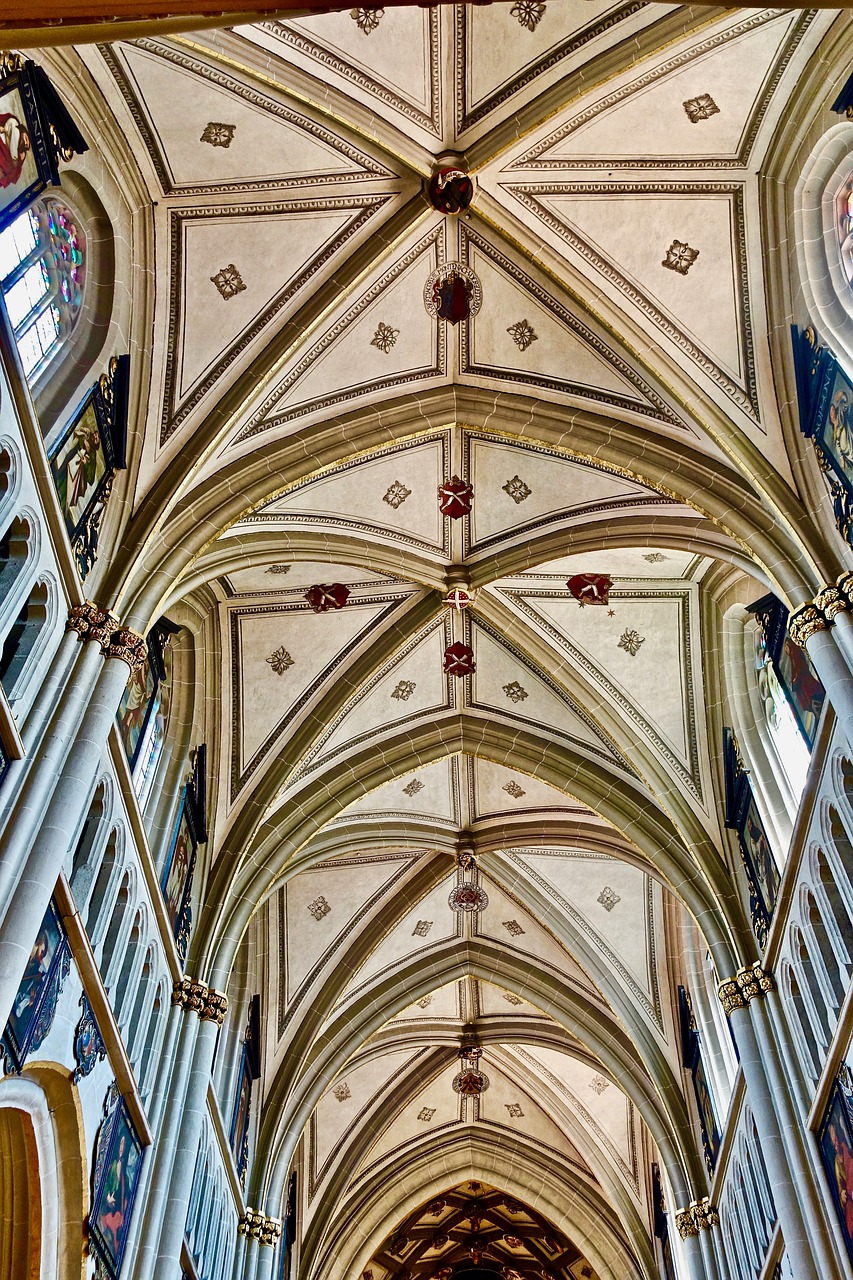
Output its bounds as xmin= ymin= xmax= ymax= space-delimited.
xmin=0 ymin=196 xmax=85 ymax=380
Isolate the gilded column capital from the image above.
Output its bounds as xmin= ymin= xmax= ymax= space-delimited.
xmin=718 ymin=963 xmax=774 ymax=1015
xmin=101 ymin=626 xmax=147 ymax=672
xmin=674 ymin=1207 xmax=700 ymax=1239
xmin=814 ymin=583 xmax=849 ymax=621
xmin=718 ymin=976 xmax=747 ymax=1015
xmin=259 ymin=1217 xmax=283 ymax=1246
xmin=837 ymin=570 xmax=853 ymax=604
xmin=691 ymin=1198 xmax=719 ymax=1231
xmin=788 ymin=602 xmax=830 ymax=649
xmin=171 ymin=977 xmax=208 ymax=1014
xmin=238 ymin=1208 xmax=264 ymax=1238
xmin=65 ymin=601 xmax=118 ymax=646
xmin=200 ymin=988 xmax=228 ymax=1025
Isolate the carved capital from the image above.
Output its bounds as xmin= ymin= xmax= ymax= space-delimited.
xmin=102 ymin=626 xmax=147 ymax=672
xmin=815 ymin=583 xmax=849 ymax=621
xmin=837 ymin=570 xmax=853 ymax=605
xmin=788 ymin=602 xmax=830 ymax=649
xmin=691 ymin=1198 xmax=719 ymax=1231
xmin=200 ymin=988 xmax=228 ymax=1025
xmin=675 ymin=1207 xmax=699 ymax=1239
xmin=259 ymin=1217 xmax=283 ymax=1247
xmin=718 ymin=977 xmax=747 ymax=1015
xmin=66 ymin=601 xmax=117 ymax=646
xmin=171 ymin=977 xmax=208 ymax=1015
xmin=238 ymin=1209 xmax=263 ymax=1238
xmin=737 ymin=962 xmax=774 ymax=1001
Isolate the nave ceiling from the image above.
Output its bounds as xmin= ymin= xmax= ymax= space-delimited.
xmin=41 ymin=3 xmax=850 ymax=1274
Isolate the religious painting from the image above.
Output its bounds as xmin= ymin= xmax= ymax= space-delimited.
xmin=747 ymin=592 xmax=825 ymax=750
xmin=819 ymin=1079 xmax=853 ymax=1264
xmin=815 ymin=362 xmax=853 ymax=492
xmin=116 ymin=615 xmax=177 ymax=780
xmin=740 ymin=793 xmax=780 ymax=921
xmin=690 ymin=1049 xmax=721 ymax=1172
xmin=1 ymin=898 xmax=70 ymax=1073
xmin=230 ymin=1042 xmax=253 ymax=1185
xmin=792 ymin=327 xmax=853 ymax=550
xmin=161 ymin=785 xmax=198 ymax=962
xmin=116 ymin=655 xmax=156 ymax=769
xmin=0 ymin=62 xmax=55 ymax=234
xmin=89 ymin=1093 xmax=145 ymax=1278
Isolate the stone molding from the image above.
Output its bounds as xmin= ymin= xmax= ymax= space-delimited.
xmin=789 ymin=573 xmax=853 ymax=648
xmin=718 ymin=962 xmax=774 ymax=1014
xmin=171 ymin=977 xmax=229 ymax=1024
xmin=66 ymin=602 xmax=147 ymax=672
xmin=675 ymin=1199 xmax=719 ymax=1237
xmin=238 ymin=1209 xmax=282 ymax=1244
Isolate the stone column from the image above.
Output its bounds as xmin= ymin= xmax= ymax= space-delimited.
xmin=673 ymin=1207 xmax=712 ymax=1280
xmin=0 ymin=613 xmax=144 ymax=1025
xmin=250 ymin=1215 xmax=282 ymax=1280
xmin=0 ymin=602 xmax=116 ymax=915
xmin=790 ymin=584 xmax=853 ymax=750
xmin=147 ymin=981 xmax=228 ymax=1280
xmin=230 ymin=1226 xmax=249 ymax=1280
xmin=718 ymin=966 xmax=834 ymax=1279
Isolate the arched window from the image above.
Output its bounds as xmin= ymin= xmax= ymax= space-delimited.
xmin=0 ymin=197 xmax=85 ymax=380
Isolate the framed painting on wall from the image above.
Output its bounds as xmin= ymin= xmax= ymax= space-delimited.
xmin=161 ymin=785 xmax=199 ymax=963
xmin=1 ymin=897 xmax=70 ymax=1073
xmin=818 ymin=1079 xmax=853 ymax=1264
xmin=0 ymin=59 xmax=56 ymax=234
xmin=89 ymin=1089 xmax=145 ymax=1279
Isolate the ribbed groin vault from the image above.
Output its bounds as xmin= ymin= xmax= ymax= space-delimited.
xmin=5 ymin=6 xmax=853 ymax=1280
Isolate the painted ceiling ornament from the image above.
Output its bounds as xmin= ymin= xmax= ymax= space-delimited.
xmin=428 ymin=166 xmax=474 ymax=216
xmin=443 ymin=640 xmax=476 ymax=677
xmin=445 ymin=587 xmax=473 ymax=611
xmin=453 ymin=1045 xmax=490 ymax=1095
xmin=424 ymin=264 xmax=482 ymax=326
xmin=438 ymin=475 xmax=473 ymax=518
xmin=567 ymin=573 xmax=613 ymax=607
xmin=304 ymin=583 xmax=350 ymax=613
xmin=449 ymin=850 xmax=488 ymax=912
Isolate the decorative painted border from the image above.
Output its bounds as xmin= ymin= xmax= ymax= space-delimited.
xmin=504 ymin=181 xmax=758 ymax=420
xmin=505 ymin=852 xmax=663 ymax=1035
xmin=461 ymin=429 xmax=681 ymax=557
xmin=470 ymin=615 xmax=637 ymax=776
xmin=288 ymin=615 xmax=454 ymax=783
xmin=234 ymin=225 xmax=446 ymax=441
xmin=511 ymin=9 xmax=813 ymax=169
xmin=499 ymin=584 xmax=702 ymax=800
xmin=98 ymin=39 xmax=389 ymax=197
xmin=454 ymin=0 xmax=649 ymax=134
xmin=160 ymin=193 xmax=389 ymax=442
xmin=229 ymin=590 xmax=411 ymax=800
xmin=514 ymin=1044 xmax=641 ymax=1193
xmin=459 ymin=225 xmax=680 ymax=425
xmin=238 ymin=432 xmax=453 ymax=559
xmin=276 ymin=852 xmax=419 ymax=1039
xmin=255 ymin=8 xmax=442 ymax=137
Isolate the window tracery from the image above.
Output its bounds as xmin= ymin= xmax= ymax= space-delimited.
xmin=0 ymin=196 xmax=85 ymax=379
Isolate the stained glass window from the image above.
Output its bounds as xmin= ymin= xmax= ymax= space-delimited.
xmin=0 ymin=197 xmax=85 ymax=379
xmin=837 ymin=174 xmax=853 ymax=286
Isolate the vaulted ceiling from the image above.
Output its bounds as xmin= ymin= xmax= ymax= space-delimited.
xmin=59 ymin=5 xmax=844 ymax=1277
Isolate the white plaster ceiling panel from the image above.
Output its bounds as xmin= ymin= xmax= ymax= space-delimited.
xmin=515 ymin=1046 xmax=639 ymax=1190
xmin=227 ymin=225 xmax=446 ymax=447
xmin=475 ymin=876 xmax=601 ymax=1002
xmin=477 ymin=979 xmax=551 ymax=1020
xmin=100 ymin=41 xmax=388 ymax=191
xmin=224 ymin=561 xmax=395 ymax=594
xmin=455 ymin=0 xmax=673 ymax=140
xmin=512 ymin=188 xmax=745 ymax=390
xmin=465 ymin=435 xmax=670 ymax=551
xmin=358 ymin=1060 xmax=465 ymax=1173
xmin=306 ymin=621 xmax=453 ymax=776
xmin=175 ymin=205 xmax=363 ymax=405
xmin=389 ymin=979 xmax=463 ymax=1024
xmin=501 ymin=583 xmax=700 ymax=794
xmin=472 ymin=759 xmax=596 ymax=820
xmin=333 ymin=757 xmax=459 ymax=826
xmin=509 ymin=851 xmax=661 ymax=1025
xmin=247 ymin=438 xmax=449 ymax=557
xmin=477 ymin=1059 xmax=588 ymax=1165
xmin=463 ymin=238 xmax=671 ymax=422
xmin=509 ymin=10 xmax=801 ymax=167
xmin=469 ymin=624 xmax=626 ymax=767
xmin=281 ymin=855 xmax=412 ymax=1002
xmin=238 ymin=7 xmax=440 ymax=143
xmin=337 ymin=872 xmax=461 ymax=998
xmin=229 ymin=595 xmax=405 ymax=798
xmin=315 ymin=1047 xmax=421 ymax=1173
